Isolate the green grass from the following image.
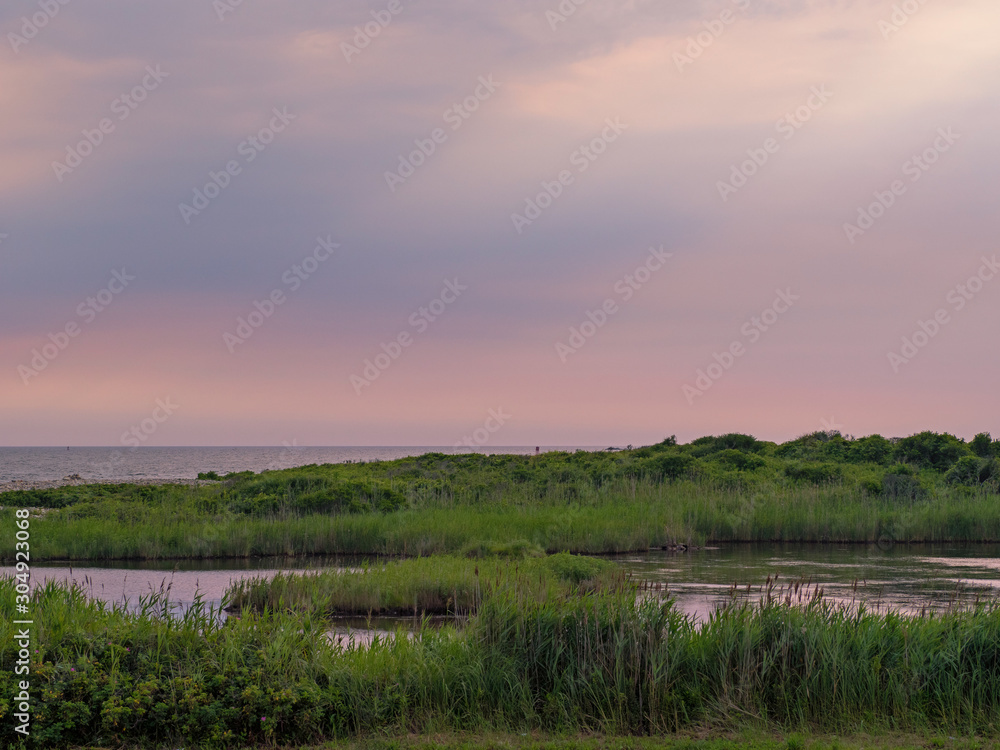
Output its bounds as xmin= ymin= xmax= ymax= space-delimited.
xmin=3 ymin=431 xmax=1000 ymax=561
xmin=314 ymin=733 xmax=996 ymax=750
xmin=6 ymin=559 xmax=1000 ymax=748
xmin=226 ymin=553 xmax=621 ymax=616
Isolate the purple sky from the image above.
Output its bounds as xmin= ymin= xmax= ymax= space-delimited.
xmin=2 ymin=0 xmax=998 ymax=447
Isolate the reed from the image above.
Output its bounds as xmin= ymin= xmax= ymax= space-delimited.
xmin=5 ymin=559 xmax=1000 ymax=747
xmin=3 ymin=432 xmax=999 ymax=562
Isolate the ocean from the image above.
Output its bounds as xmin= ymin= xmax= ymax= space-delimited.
xmin=0 ymin=446 xmax=603 ymax=482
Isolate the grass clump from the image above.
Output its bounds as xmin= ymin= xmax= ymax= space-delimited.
xmin=226 ymin=553 xmax=620 ymax=617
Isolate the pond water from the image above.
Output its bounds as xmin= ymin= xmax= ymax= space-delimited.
xmin=612 ymin=543 xmax=1000 ymax=618
xmin=6 ymin=544 xmax=1000 ymax=641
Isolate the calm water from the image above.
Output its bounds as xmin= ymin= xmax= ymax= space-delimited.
xmin=7 ymin=545 xmax=1000 ymax=625
xmin=0 ymin=446 xmax=601 ymax=482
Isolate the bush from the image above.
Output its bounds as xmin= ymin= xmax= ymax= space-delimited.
xmin=710 ymin=449 xmax=766 ymax=472
xmin=847 ymin=435 xmax=893 ymax=464
xmin=642 ymin=452 xmax=696 ymax=479
xmin=539 ymin=552 xmax=615 ymax=584
xmin=946 ymin=456 xmax=1000 ymax=487
xmin=690 ymin=433 xmax=764 ymax=457
xmin=971 ymin=432 xmax=993 ymax=458
xmin=783 ymin=462 xmax=842 ymax=484
xmin=883 ymin=469 xmax=926 ymax=503
xmin=892 ymin=431 xmax=970 ymax=472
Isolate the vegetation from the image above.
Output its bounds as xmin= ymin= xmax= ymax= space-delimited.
xmin=3 ymin=431 xmax=1000 ymax=561
xmin=5 ymin=557 xmax=1000 ymax=748
xmin=316 ymin=735 xmax=997 ymax=750
xmin=227 ymin=553 xmax=620 ymax=617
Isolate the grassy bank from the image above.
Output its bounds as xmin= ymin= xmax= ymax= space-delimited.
xmin=4 ymin=559 xmax=1000 ymax=748
xmin=226 ymin=552 xmax=621 ymax=616
xmin=3 ymin=431 xmax=1000 ymax=561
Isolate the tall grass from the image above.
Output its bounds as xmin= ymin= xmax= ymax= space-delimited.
xmin=226 ymin=553 xmax=620 ymax=616
xmin=6 ymin=567 xmax=1000 ymax=747
xmin=7 ymin=477 xmax=1000 ymax=561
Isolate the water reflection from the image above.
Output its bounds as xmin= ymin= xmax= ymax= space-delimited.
xmin=615 ymin=543 xmax=1000 ymax=618
xmin=5 ymin=544 xmax=1000 ymax=640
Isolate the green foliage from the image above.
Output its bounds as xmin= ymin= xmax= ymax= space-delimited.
xmin=708 ymin=449 xmax=767 ymax=472
xmin=882 ymin=465 xmax=926 ymax=503
xmin=461 ymin=539 xmax=545 ymax=559
xmin=227 ymin=554 xmax=620 ymax=617
xmin=971 ymin=432 xmax=993 ymax=458
xmin=892 ymin=431 xmax=970 ymax=471
xmin=783 ymin=462 xmax=842 ymax=485
xmin=5 ymin=430 xmax=1000 ymax=562
xmin=690 ymin=433 xmax=766 ymax=456
xmin=847 ymin=434 xmax=893 ymax=464
xmin=946 ymin=456 xmax=1000 ymax=487
xmin=9 ymin=565 xmax=1000 ymax=746
xmin=197 ymin=470 xmax=220 ymax=480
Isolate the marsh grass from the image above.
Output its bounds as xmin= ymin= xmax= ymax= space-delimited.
xmin=226 ymin=553 xmax=622 ymax=616
xmin=7 ymin=478 xmax=1000 ymax=562
xmin=4 ymin=435 xmax=1000 ymax=562
xmin=5 ymin=562 xmax=1000 ymax=747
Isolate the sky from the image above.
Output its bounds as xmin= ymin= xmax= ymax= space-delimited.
xmin=1 ymin=0 xmax=998 ymax=448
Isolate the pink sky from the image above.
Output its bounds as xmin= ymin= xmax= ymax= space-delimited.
xmin=1 ymin=0 xmax=998 ymax=446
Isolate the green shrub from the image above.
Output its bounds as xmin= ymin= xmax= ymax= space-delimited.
xmin=946 ymin=456 xmax=1000 ymax=487
xmin=641 ymin=452 xmax=696 ymax=479
xmin=783 ymin=462 xmax=842 ymax=484
xmin=690 ymin=433 xmax=765 ymax=457
xmin=847 ymin=434 xmax=893 ymax=464
xmin=710 ymin=449 xmax=766 ymax=472
xmin=971 ymin=432 xmax=993 ymax=458
xmin=892 ymin=431 xmax=970 ymax=471
xmin=883 ymin=470 xmax=925 ymax=503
